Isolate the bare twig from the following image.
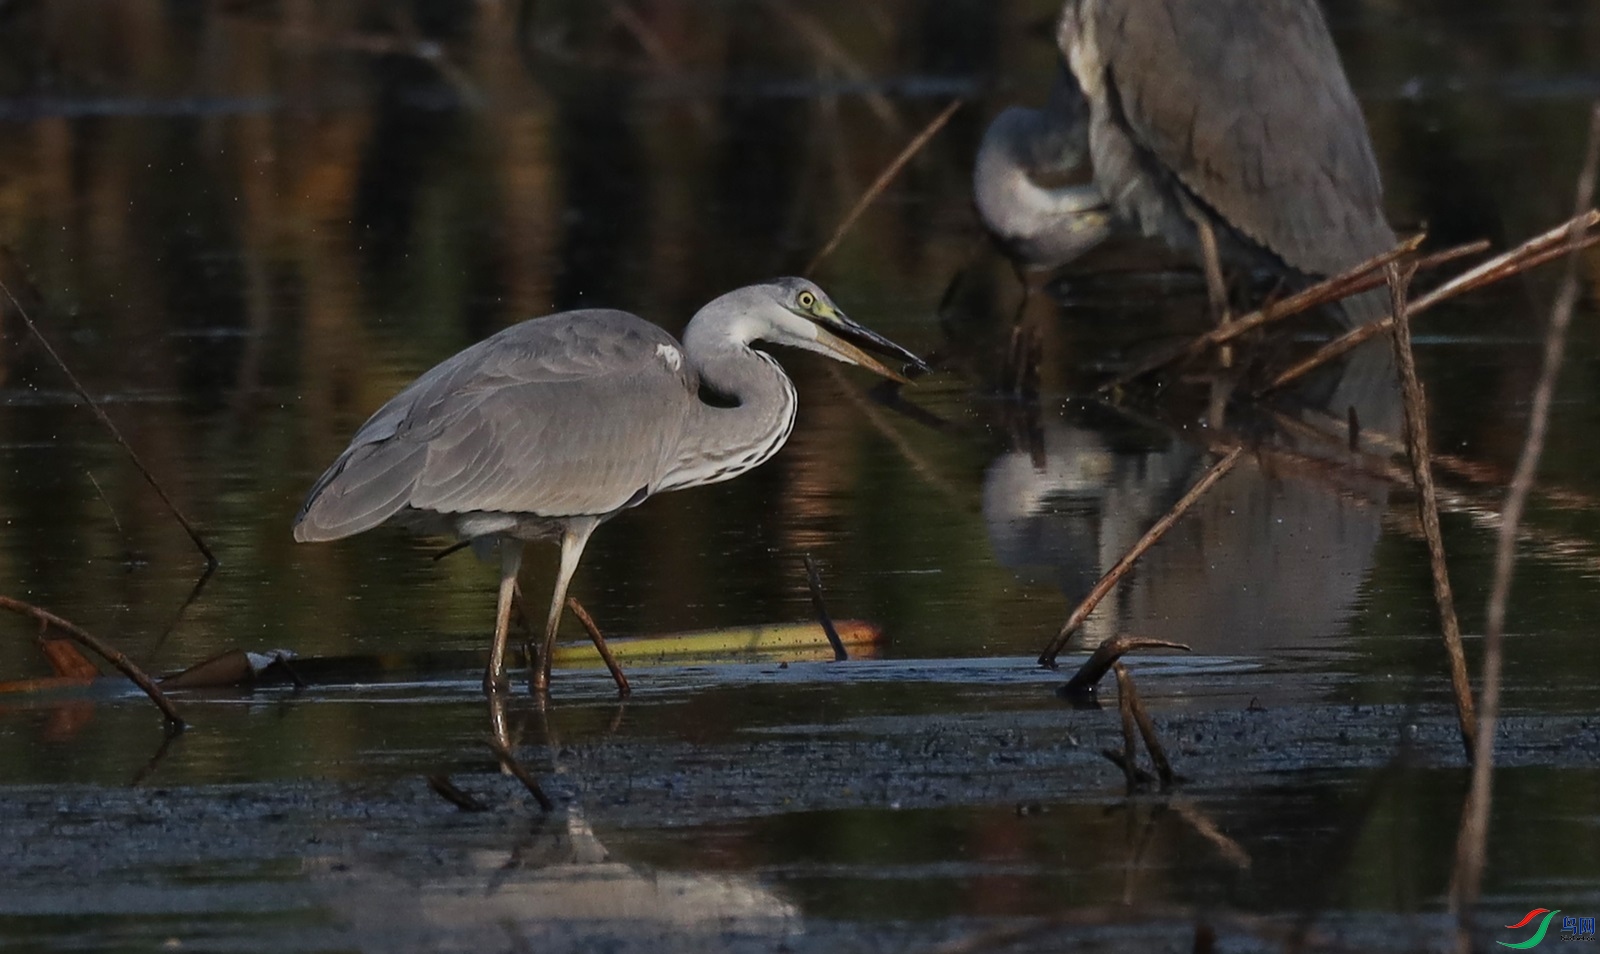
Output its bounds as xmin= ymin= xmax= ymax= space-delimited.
xmin=1060 ymin=635 xmax=1191 ymax=696
xmin=1098 ymin=234 xmax=1452 ymax=393
xmin=1104 ymin=747 xmax=1149 ymax=792
xmin=0 ymin=273 xmax=217 ymax=567
xmin=1115 ymin=663 xmax=1175 ymax=789
xmin=565 ymin=597 xmax=632 ymax=697
xmin=1040 ymin=448 xmax=1243 ymax=665
xmin=427 ymin=774 xmax=491 ymax=812
xmin=484 ymin=737 xmax=555 ymax=813
xmin=802 ymin=554 xmax=848 ymax=662
xmin=1265 ymin=211 xmax=1600 ymax=393
xmin=0 ymin=595 xmax=185 ymax=729
xmin=1115 ymin=665 xmax=1140 ymax=793
xmin=1452 ymin=102 xmax=1600 ymax=937
xmin=128 ymin=729 xmax=182 ymax=787
xmin=139 ymin=564 xmax=217 ymax=667
xmin=1171 ymin=800 xmax=1250 ymax=869
xmin=761 ymin=0 xmax=903 ymax=131
xmin=803 ymin=98 xmax=964 ymax=276
xmin=1386 ymin=263 xmax=1476 ymax=758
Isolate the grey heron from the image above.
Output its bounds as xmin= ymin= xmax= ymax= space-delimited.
xmin=293 ymin=278 xmax=924 ymax=695
xmin=975 ymin=0 xmax=1396 ymax=324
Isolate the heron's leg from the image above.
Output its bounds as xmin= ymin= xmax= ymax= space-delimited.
xmin=532 ymin=518 xmax=599 ymax=696
xmin=485 ymin=539 xmax=524 ymax=695
xmin=487 ymin=688 xmax=512 ymax=752
xmin=566 ymin=596 xmax=631 ymax=698
xmin=1173 ymin=191 xmax=1232 ymax=330
xmin=1196 ymin=219 xmax=1228 ymax=328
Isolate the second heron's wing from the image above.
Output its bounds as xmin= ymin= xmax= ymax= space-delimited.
xmin=1069 ymin=0 xmax=1396 ymax=276
xmin=294 ymin=310 xmax=697 ymax=540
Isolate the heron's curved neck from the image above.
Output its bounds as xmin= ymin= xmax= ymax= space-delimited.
xmin=976 ymin=109 xmax=1104 ymax=231
xmin=656 ymin=312 xmax=797 ymax=494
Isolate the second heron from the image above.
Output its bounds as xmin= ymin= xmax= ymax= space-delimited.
xmin=975 ymin=0 xmax=1396 ymax=323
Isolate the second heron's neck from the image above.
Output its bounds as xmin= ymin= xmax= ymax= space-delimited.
xmin=974 ymin=107 xmax=1109 ymax=261
xmin=656 ymin=330 xmax=797 ymax=494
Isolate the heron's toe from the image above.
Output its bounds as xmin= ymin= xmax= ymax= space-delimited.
xmin=482 ymin=668 xmax=512 ymax=695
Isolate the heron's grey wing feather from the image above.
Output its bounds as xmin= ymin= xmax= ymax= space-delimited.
xmin=1075 ymin=0 xmax=1395 ymax=275
xmin=408 ymin=370 xmax=693 ymax=517
xmin=293 ymin=310 xmax=696 ymax=541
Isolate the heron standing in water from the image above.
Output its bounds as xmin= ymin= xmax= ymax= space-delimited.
xmin=294 ymin=279 xmax=924 ymax=696
xmin=975 ymin=0 xmax=1396 ymax=325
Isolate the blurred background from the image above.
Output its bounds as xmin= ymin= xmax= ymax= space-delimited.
xmin=0 ymin=2 xmax=1598 ymax=941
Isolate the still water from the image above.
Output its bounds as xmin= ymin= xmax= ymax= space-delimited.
xmin=0 ymin=1 xmax=1598 ymax=951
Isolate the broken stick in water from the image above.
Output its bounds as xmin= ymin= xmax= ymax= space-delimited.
xmin=1386 ymin=263 xmax=1476 ymax=759
xmin=803 ymin=554 xmax=849 ymax=662
xmin=427 ymin=774 xmax=490 ymax=813
xmin=0 ymin=267 xmax=218 ymax=569
xmin=1262 ymin=210 xmax=1600 ymax=394
xmin=484 ymin=737 xmax=555 ymax=813
xmin=1059 ymin=634 xmax=1191 ymax=697
xmin=1098 ymin=233 xmax=1426 ymax=393
xmin=1452 ymin=101 xmax=1600 ymax=941
xmin=1114 ymin=671 xmax=1142 ymax=793
xmin=0 ymin=595 xmax=185 ymax=731
xmin=1115 ymin=663 xmax=1175 ymax=790
xmin=565 ymin=597 xmax=632 ymax=697
xmin=804 ymin=98 xmax=964 ymax=277
xmin=1039 ymin=448 xmax=1242 ymax=666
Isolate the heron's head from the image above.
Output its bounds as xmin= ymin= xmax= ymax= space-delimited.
xmin=712 ymin=278 xmax=928 ymax=383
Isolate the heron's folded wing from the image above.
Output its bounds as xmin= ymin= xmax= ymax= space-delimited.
xmin=1089 ymin=0 xmax=1395 ymax=275
xmin=408 ymin=366 xmax=694 ymax=518
xmin=293 ymin=311 xmax=696 ymax=539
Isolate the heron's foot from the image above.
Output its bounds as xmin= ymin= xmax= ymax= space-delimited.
xmin=482 ymin=668 xmax=512 ymax=696
xmin=529 ymin=663 xmax=552 ymax=698
xmin=1002 ymin=321 xmax=1042 ymax=399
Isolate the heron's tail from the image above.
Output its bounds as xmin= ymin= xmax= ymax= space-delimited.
xmin=292 ymin=440 xmax=425 ymax=542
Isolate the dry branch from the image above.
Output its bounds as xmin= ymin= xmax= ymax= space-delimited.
xmin=1114 ymin=665 xmax=1142 ymax=792
xmin=1386 ymin=263 xmax=1476 ymax=757
xmin=1098 ymin=749 xmax=1156 ymax=787
xmin=565 ymin=597 xmax=631 ymax=697
xmin=1452 ymin=101 xmax=1600 ymax=936
xmin=0 ymin=595 xmax=185 ymax=729
xmin=1116 ymin=663 xmax=1175 ymax=789
xmin=427 ymin=774 xmax=490 ymax=812
xmin=1171 ymin=800 xmax=1251 ymax=870
xmin=0 ymin=271 xmax=217 ymax=567
xmin=1264 ymin=211 xmax=1600 ymax=393
xmin=802 ymin=554 xmax=848 ymax=662
xmin=1040 ymin=448 xmax=1243 ymax=665
xmin=484 ymin=737 xmax=555 ymax=813
xmin=1060 ymin=634 xmax=1191 ymax=695
xmin=804 ymin=98 xmax=964 ymax=276
xmin=1098 ymin=233 xmax=1426 ymax=392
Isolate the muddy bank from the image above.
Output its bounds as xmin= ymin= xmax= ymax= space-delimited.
xmin=2 ymin=659 xmax=1593 ymax=952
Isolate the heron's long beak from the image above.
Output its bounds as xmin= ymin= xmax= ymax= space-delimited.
xmin=808 ymin=305 xmax=929 ymax=384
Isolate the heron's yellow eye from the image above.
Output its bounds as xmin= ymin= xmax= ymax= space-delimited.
xmin=797 ymin=291 xmax=817 ymax=310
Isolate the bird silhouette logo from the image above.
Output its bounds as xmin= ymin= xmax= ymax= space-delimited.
xmin=1499 ymin=908 xmax=1559 ymax=949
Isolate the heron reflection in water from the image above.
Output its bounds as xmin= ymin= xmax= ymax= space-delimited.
xmin=983 ymin=343 xmax=1400 ymax=654
xmin=294 ymin=279 xmax=925 ymax=695
xmin=975 ymin=0 xmax=1396 ymax=324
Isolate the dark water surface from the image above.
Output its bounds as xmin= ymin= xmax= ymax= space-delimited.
xmin=1 ymin=1 xmax=1598 ymax=951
